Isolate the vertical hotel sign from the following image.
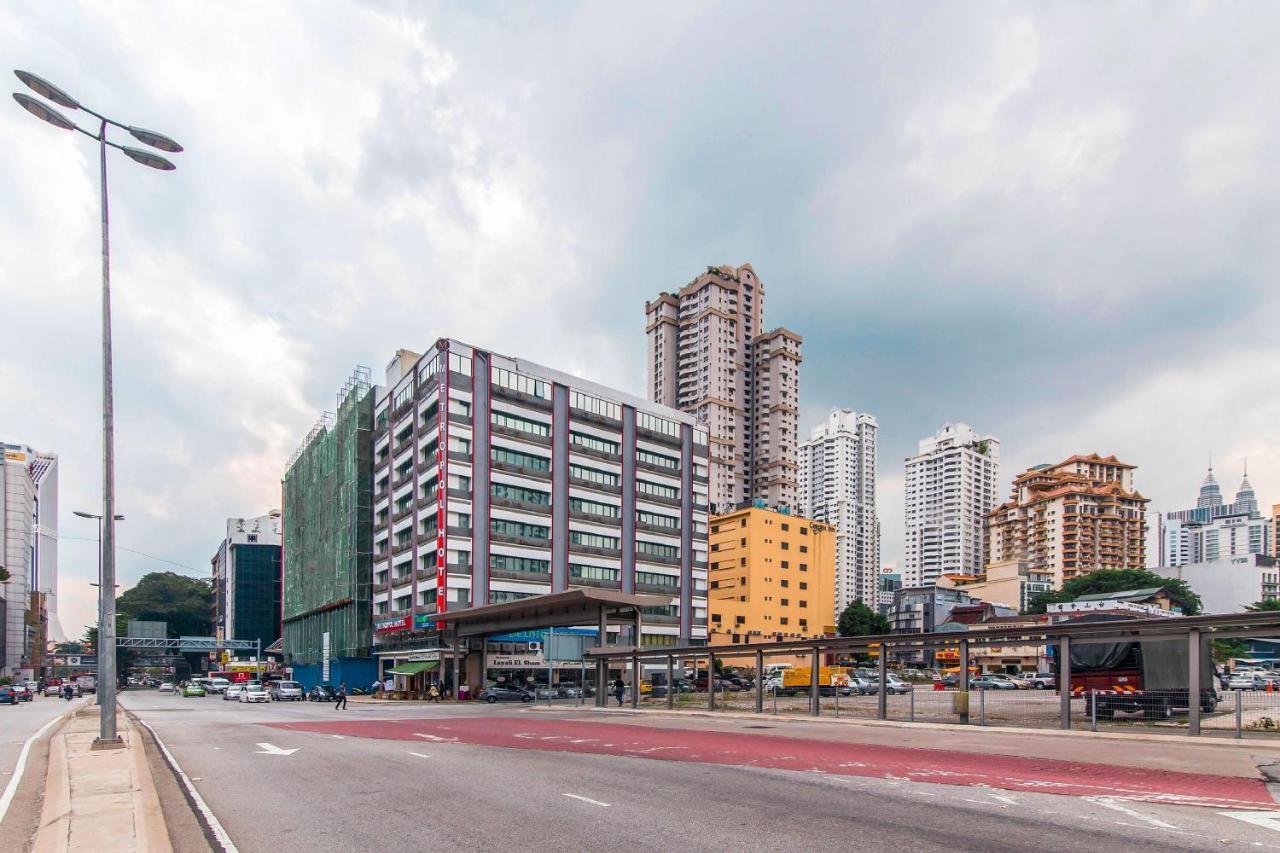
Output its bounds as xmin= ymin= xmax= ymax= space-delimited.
xmin=435 ymin=350 xmax=449 ymax=628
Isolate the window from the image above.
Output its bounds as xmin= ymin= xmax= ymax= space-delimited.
xmin=570 ymin=431 xmax=619 ymax=455
xmin=493 ymin=367 xmax=549 ymax=398
xmin=570 ymin=497 xmax=619 ymax=518
xmin=571 ymin=464 xmax=619 ymax=487
xmin=637 ymin=540 xmax=679 ymax=560
xmin=490 ymin=554 xmax=550 ymax=575
xmin=637 ymin=510 xmax=678 ymax=529
xmin=641 ymin=633 xmax=677 ymax=647
xmin=781 ymin=523 xmax=790 ymax=532
xmin=570 ymin=530 xmax=620 ymax=550
xmin=800 ymin=563 xmax=808 ymax=571
xmin=637 ymin=571 xmax=677 ymax=589
xmin=447 ymin=351 xmax=472 ymax=376
xmin=780 ymin=560 xmax=789 ymax=568
xmin=490 ymin=518 xmax=550 ymax=540
xmin=781 ymin=541 xmax=790 ymax=551
xmin=799 ymin=582 xmax=807 ymax=590
xmin=637 ymin=448 xmax=679 ymax=470
xmin=392 ymin=384 xmax=413 ymax=409
xmin=780 ymin=599 xmax=789 ymax=607
xmin=490 ymin=590 xmax=536 ymax=604
xmin=491 ymin=482 xmax=550 ymax=506
xmin=799 ymin=600 xmax=807 ymax=608
xmin=637 ymin=411 xmax=680 ymax=438
xmin=638 ymin=480 xmax=679 ymax=500
xmin=780 ymin=617 xmax=789 ymax=626
xmin=799 ymin=545 xmax=808 ymax=553
xmin=493 ymin=410 xmax=550 ymax=437
xmin=780 ymin=579 xmax=789 ymax=588
xmin=491 ymin=447 xmax=550 ymax=472
xmin=571 ymin=563 xmax=619 ymax=582
xmin=570 ymin=390 xmax=621 ymax=420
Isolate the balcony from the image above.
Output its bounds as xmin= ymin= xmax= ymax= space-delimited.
xmin=391 ymin=539 xmax=414 ymax=556
xmin=490 ymin=530 xmax=551 ymax=549
xmin=493 ymin=458 xmax=551 ymax=480
xmin=490 ymin=568 xmax=552 ymax=583
xmin=569 ymin=542 xmax=621 ymax=559
xmin=492 ymin=423 xmax=551 ymax=447
xmin=372 ymin=580 xmax=390 ymax=594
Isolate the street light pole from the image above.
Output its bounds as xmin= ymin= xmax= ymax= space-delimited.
xmin=15 ymin=71 xmax=183 ymax=749
xmin=73 ymin=510 xmax=123 ymax=707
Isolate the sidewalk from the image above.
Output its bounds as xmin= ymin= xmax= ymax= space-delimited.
xmin=31 ymin=706 xmax=170 ymax=853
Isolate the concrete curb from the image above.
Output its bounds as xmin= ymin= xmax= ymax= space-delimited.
xmin=545 ymin=705 xmax=1280 ymax=750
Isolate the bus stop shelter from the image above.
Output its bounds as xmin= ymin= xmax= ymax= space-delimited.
xmin=432 ymin=588 xmax=670 ymax=701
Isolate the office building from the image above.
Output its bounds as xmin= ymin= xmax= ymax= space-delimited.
xmin=903 ymin=423 xmax=1000 ymax=588
xmin=282 ymin=368 xmax=377 ymax=689
xmin=212 ymin=511 xmax=283 ymax=654
xmin=1157 ymin=554 xmax=1278 ymax=615
xmin=1 ymin=443 xmax=59 ymax=677
xmin=936 ymin=559 xmax=1055 ymax=613
xmin=369 ymin=338 xmax=710 ymax=684
xmin=798 ymin=408 xmax=879 ymax=609
xmin=877 ymin=567 xmax=901 ymax=617
xmin=1161 ymin=464 xmax=1271 ymax=566
xmin=707 ymin=505 xmax=836 ymax=644
xmin=986 ymin=454 xmax=1148 ymax=589
xmin=645 ymin=263 xmax=802 ymax=514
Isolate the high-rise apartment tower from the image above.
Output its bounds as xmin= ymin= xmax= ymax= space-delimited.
xmin=645 ymin=264 xmax=802 ymax=514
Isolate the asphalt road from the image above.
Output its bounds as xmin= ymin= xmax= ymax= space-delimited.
xmin=0 ymin=692 xmax=89 ymax=850
xmin=120 ymin=690 xmax=1280 ymax=852
xmin=0 ymin=693 xmax=83 ymax=797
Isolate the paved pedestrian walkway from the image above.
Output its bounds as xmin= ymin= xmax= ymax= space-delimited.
xmin=31 ymin=707 xmax=170 ymax=853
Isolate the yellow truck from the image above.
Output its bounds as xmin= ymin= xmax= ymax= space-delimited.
xmin=767 ymin=666 xmax=853 ymax=696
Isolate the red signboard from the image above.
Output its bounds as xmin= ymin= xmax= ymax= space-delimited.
xmin=436 ymin=354 xmax=449 ymax=628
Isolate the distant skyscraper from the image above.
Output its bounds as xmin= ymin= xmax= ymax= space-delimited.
xmin=1 ymin=442 xmax=61 ymax=675
xmin=798 ymin=409 xmax=879 ymax=609
xmin=645 ymin=264 xmax=802 ymax=514
xmin=212 ymin=511 xmax=283 ymax=652
xmin=1161 ymin=462 xmax=1271 ymax=566
xmin=903 ymin=423 xmax=1000 ymax=589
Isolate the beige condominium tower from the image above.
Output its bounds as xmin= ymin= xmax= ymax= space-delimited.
xmin=645 ymin=263 xmax=802 ymax=516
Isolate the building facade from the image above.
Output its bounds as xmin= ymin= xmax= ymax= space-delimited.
xmin=986 ymin=454 xmax=1148 ymax=589
xmin=935 ymin=559 xmax=1055 ymax=613
xmin=1161 ymin=465 xmax=1271 ymax=566
xmin=212 ymin=511 xmax=283 ymax=654
xmin=282 ymin=368 xmax=377 ymax=690
xmin=1156 ymin=555 xmax=1278 ymax=615
xmin=1 ymin=443 xmax=58 ymax=676
xmin=903 ymin=423 xmax=1000 ymax=589
xmin=707 ymin=505 xmax=836 ymax=644
xmin=370 ymin=338 xmax=710 ymax=682
xmin=798 ymin=408 xmax=879 ymax=609
xmin=645 ymin=264 xmax=802 ymax=514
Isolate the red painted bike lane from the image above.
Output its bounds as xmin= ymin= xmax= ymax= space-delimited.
xmin=263 ymin=716 xmax=1278 ymax=810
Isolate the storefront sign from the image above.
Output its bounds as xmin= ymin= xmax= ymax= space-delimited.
xmin=436 ymin=353 xmax=449 ymax=628
xmin=375 ymin=615 xmax=411 ymax=633
xmin=488 ymin=652 xmax=546 ymax=669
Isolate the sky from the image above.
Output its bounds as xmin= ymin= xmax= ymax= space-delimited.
xmin=1 ymin=2 xmax=1277 ymax=640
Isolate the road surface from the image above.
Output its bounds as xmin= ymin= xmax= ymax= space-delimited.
xmin=120 ymin=690 xmax=1280 ymax=852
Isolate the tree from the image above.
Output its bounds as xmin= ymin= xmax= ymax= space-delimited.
xmin=1024 ymin=568 xmax=1201 ymax=616
xmin=116 ymin=571 xmax=213 ymax=637
xmin=1246 ymin=599 xmax=1280 ymax=612
xmin=1213 ymin=638 xmax=1249 ymax=663
xmin=0 ymin=565 xmax=9 ymax=582
xmin=837 ymin=600 xmax=890 ymax=637
xmin=54 ymin=641 xmax=84 ymax=655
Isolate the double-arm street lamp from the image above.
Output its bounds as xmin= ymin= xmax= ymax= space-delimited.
xmin=14 ymin=71 xmax=182 ymax=747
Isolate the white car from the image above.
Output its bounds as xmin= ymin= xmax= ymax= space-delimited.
xmin=1228 ymin=672 xmax=1266 ymax=690
xmin=223 ymin=684 xmax=245 ymax=701
xmin=239 ymin=684 xmax=270 ymax=703
xmin=158 ymin=682 xmax=175 ymax=693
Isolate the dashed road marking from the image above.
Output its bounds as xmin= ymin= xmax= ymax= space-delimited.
xmin=563 ymin=793 xmax=610 ymax=807
xmin=408 ymin=752 xmax=430 ymax=759
xmin=1086 ymin=797 xmax=1179 ymax=831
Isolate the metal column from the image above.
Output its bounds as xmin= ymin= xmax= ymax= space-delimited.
xmin=451 ymin=627 xmax=461 ymax=700
xmin=754 ymin=648 xmax=764 ymax=713
xmin=959 ymin=639 xmax=970 ymax=724
xmin=1188 ymin=629 xmax=1201 ymax=736
xmin=811 ymin=647 xmax=821 ymax=716
xmin=877 ymin=642 xmax=888 ymax=720
xmin=596 ymin=606 xmax=609 ymax=708
xmin=630 ymin=649 xmax=640 ymax=709
xmin=1059 ymin=636 xmax=1072 ymax=730
xmin=480 ymin=633 xmax=489 ymax=697
xmin=666 ymin=655 xmax=674 ymax=710
xmin=707 ymin=652 xmax=715 ymax=712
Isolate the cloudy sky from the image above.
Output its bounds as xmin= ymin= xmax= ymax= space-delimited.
xmin=2 ymin=2 xmax=1277 ymax=640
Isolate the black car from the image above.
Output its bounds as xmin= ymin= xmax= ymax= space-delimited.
xmin=307 ymin=684 xmax=338 ymax=702
xmin=478 ymin=686 xmax=533 ymax=703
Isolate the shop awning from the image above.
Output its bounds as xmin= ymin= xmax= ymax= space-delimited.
xmin=387 ymin=661 xmax=439 ymax=676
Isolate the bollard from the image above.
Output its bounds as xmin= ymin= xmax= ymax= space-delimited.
xmin=835 ymin=685 xmax=840 ymax=718
xmin=773 ymin=684 xmax=778 ymax=715
xmin=909 ymin=686 xmax=915 ymax=723
xmin=1090 ymin=689 xmax=1097 ymax=733
xmin=979 ymin=687 xmax=986 ymax=726
xmin=1236 ymin=688 xmax=1243 ymax=739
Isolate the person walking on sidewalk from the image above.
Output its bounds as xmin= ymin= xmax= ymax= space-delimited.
xmin=612 ymin=678 xmax=626 ymax=707
xmin=335 ymin=681 xmax=348 ymax=710
xmin=428 ymin=681 xmax=440 ymax=702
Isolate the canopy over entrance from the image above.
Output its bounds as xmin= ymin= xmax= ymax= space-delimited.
xmin=386 ymin=661 xmax=439 ymax=676
xmin=432 ymin=588 xmax=671 ymax=638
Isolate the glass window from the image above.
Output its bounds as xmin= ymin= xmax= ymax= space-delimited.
xmin=570 ymin=390 xmax=621 ymax=420
xmin=636 ymin=570 xmax=677 ymax=588
xmin=491 ymin=482 xmax=551 ymax=505
xmin=569 ymin=530 xmax=620 ymax=550
xmin=493 ymin=367 xmax=549 ymax=399
xmin=637 ymin=540 xmax=679 ymax=560
xmin=569 ymin=497 xmax=619 ymax=518
xmin=490 ymin=518 xmax=550 ymax=540
xmin=493 ymin=410 xmax=550 ymax=437
xmin=490 ymin=554 xmax=550 ymax=575
xmin=637 ymin=479 xmax=679 ymax=500
xmin=448 ymin=351 xmax=472 ymax=376
xmin=570 ymin=563 xmax=619 ymax=582
xmin=637 ymin=448 xmax=679 ymax=470
xmin=637 ymin=510 xmax=678 ymax=529
xmin=570 ymin=464 xmax=619 ymax=487
xmin=637 ymin=411 xmax=680 ymax=438
xmin=492 ymin=447 xmax=550 ymax=472
xmin=570 ymin=431 xmax=620 ymax=455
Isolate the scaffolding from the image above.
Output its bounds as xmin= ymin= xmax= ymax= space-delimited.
xmin=282 ymin=366 xmax=374 ymax=666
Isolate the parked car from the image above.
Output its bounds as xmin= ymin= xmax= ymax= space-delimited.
xmin=307 ymin=684 xmax=337 ymax=702
xmin=11 ymin=684 xmax=32 ymax=702
xmin=239 ymin=683 xmax=270 ymax=703
xmin=223 ymin=684 xmax=246 ymax=701
xmin=478 ymin=685 xmax=534 ymax=703
xmin=1029 ymin=672 xmax=1056 ymax=690
xmin=158 ymin=682 xmax=175 ymax=693
xmin=24 ymin=681 xmax=40 ymax=697
xmin=969 ymin=675 xmax=1018 ymax=690
xmin=0 ymin=685 xmax=17 ymax=705
xmin=985 ymin=673 xmax=1031 ymax=690
xmin=203 ymin=677 xmax=231 ymax=695
xmin=883 ymin=674 xmax=913 ymax=695
xmin=270 ymin=680 xmax=304 ymax=701
xmin=1228 ymin=672 xmax=1266 ymax=690
xmin=181 ymin=682 xmax=206 ymax=697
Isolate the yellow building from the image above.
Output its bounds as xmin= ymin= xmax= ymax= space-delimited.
xmin=708 ymin=506 xmax=837 ymax=644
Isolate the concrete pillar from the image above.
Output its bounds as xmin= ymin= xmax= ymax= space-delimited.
xmin=811 ymin=647 xmax=821 ymax=716
xmin=1188 ymin=629 xmax=1201 ymax=736
xmin=1059 ymin=636 xmax=1072 ymax=730
xmin=877 ymin=641 xmax=888 ymax=720
xmin=755 ymin=648 xmax=764 ymax=713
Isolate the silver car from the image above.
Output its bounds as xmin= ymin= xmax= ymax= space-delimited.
xmin=270 ymin=680 xmax=304 ymax=701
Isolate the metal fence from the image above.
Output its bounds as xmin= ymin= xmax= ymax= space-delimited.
xmin=583 ymin=611 xmax=1280 ymax=739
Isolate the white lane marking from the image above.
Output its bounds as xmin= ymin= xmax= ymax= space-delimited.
xmin=408 ymin=752 xmax=430 ymax=759
xmin=1085 ymin=797 xmax=1179 ymax=831
xmin=562 ymin=793 xmax=610 ymax=807
xmin=980 ymin=788 xmax=1020 ymax=806
xmin=136 ymin=718 xmax=240 ymax=852
xmin=255 ymin=742 xmax=299 ymax=756
xmin=330 ymin=735 xmax=345 ymax=739
xmin=1220 ymin=811 xmax=1280 ymax=832
xmin=0 ymin=705 xmax=73 ymax=824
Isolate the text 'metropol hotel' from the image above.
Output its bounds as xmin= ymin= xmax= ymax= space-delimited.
xmin=370 ymin=338 xmax=711 ymax=675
